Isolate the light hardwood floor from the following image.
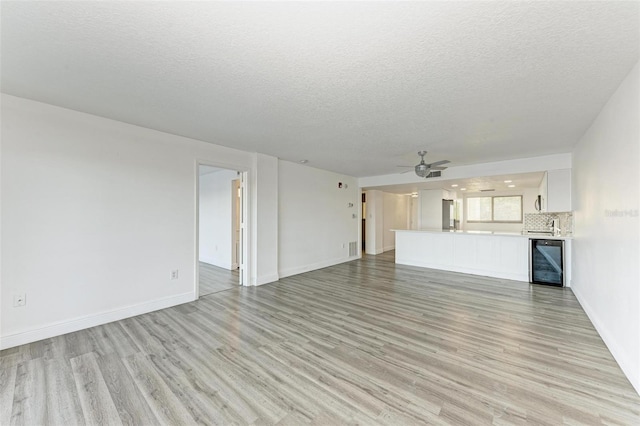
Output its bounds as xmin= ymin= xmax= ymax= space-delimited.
xmin=2 ymin=251 xmax=639 ymax=425
xmin=199 ymin=262 xmax=239 ymax=296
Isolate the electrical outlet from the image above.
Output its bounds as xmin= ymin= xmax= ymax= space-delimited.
xmin=13 ymin=294 xmax=26 ymax=307
xmin=170 ymin=270 xmax=179 ymax=280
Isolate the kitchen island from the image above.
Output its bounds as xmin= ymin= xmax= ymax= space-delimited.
xmin=393 ymin=229 xmax=572 ymax=285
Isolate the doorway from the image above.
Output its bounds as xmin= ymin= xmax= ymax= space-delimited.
xmin=362 ymin=192 xmax=366 ymax=250
xmin=197 ymin=164 xmax=246 ymax=297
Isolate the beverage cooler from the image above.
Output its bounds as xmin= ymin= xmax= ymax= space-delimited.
xmin=529 ymin=239 xmax=565 ymax=287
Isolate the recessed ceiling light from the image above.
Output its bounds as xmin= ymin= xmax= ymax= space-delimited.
xmin=504 ymin=180 xmax=512 ymax=183
xmin=460 ymin=188 xmax=467 ymax=191
xmin=451 ymin=184 xmax=458 ymax=187
xmin=299 ymin=159 xmax=309 ymax=164
xmin=508 ymin=184 xmax=516 ymax=188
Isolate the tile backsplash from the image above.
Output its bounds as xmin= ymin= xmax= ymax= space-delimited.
xmin=524 ymin=212 xmax=573 ymax=235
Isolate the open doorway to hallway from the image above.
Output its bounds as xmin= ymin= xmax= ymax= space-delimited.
xmin=197 ymin=165 xmax=243 ymax=296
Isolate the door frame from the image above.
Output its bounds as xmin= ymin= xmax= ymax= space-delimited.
xmin=195 ymin=160 xmax=251 ymax=299
xmin=231 ymin=178 xmax=241 ymax=270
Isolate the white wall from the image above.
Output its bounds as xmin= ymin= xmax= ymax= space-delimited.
xmin=572 ymin=61 xmax=640 ymax=394
xmin=278 ymin=161 xmax=359 ymax=277
xmin=419 ymin=189 xmax=446 ymax=229
xmin=198 ymin=169 xmax=237 ymax=269
xmin=409 ymin=197 xmax=419 ymax=230
xmin=0 ymin=94 xmax=265 ymax=349
xmin=383 ymin=192 xmax=409 ymax=251
xmin=462 ymin=188 xmax=539 ymax=233
xmin=251 ymin=153 xmax=279 ymax=285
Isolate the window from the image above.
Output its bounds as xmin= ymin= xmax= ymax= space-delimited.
xmin=467 ymin=195 xmax=522 ymax=223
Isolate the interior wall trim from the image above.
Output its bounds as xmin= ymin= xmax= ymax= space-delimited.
xmin=572 ymin=285 xmax=640 ymax=395
xmin=199 ymin=257 xmax=234 ymax=271
xmin=279 ymin=256 xmax=360 ymax=280
xmin=397 ymin=258 xmax=529 ymax=283
xmin=0 ymin=292 xmax=195 ymax=350
xmin=254 ymin=273 xmax=280 ymax=286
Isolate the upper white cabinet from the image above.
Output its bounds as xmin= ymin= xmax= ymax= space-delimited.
xmin=538 ymin=171 xmax=548 ymax=211
xmin=544 ymin=169 xmax=572 ymax=212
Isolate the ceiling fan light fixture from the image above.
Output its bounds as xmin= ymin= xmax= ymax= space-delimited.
xmin=415 ymin=163 xmax=431 ymax=178
xmin=405 ymin=150 xmax=450 ymax=178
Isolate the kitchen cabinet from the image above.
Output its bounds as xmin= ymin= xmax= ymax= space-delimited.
xmin=538 ymin=171 xmax=548 ymax=211
xmin=393 ymin=229 xmax=572 ymax=285
xmin=538 ymin=169 xmax=571 ymax=212
xmin=546 ymin=169 xmax=572 ymax=212
xmin=394 ymin=230 xmax=529 ymax=282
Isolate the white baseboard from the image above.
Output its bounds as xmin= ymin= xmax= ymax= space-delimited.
xmin=365 ymin=248 xmax=384 ymax=255
xmin=0 ymin=292 xmax=195 ymax=350
xmin=396 ymin=258 xmax=529 ymax=282
xmin=279 ymin=256 xmax=359 ymax=279
xmin=252 ymin=273 xmax=280 ymax=286
xmin=571 ymin=285 xmax=640 ymax=396
xmin=199 ymin=257 xmax=233 ymax=270
xmin=383 ymin=245 xmax=395 ymax=252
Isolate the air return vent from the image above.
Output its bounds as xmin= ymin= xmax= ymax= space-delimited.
xmin=349 ymin=241 xmax=358 ymax=257
xmin=426 ymin=171 xmax=441 ymax=178
xmin=480 ymin=189 xmax=495 ymax=192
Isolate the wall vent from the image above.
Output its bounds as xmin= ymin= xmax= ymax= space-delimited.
xmin=349 ymin=241 xmax=358 ymax=257
xmin=426 ymin=171 xmax=441 ymax=178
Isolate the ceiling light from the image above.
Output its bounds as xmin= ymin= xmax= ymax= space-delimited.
xmin=504 ymin=180 xmax=512 ymax=183
xmin=508 ymin=184 xmax=516 ymax=188
xmin=451 ymin=184 xmax=458 ymax=187
xmin=460 ymin=188 xmax=467 ymax=191
xmin=415 ymin=163 xmax=431 ymax=178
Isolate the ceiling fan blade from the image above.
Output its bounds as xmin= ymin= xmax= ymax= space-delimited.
xmin=431 ymin=166 xmax=448 ymax=171
xmin=399 ymin=169 xmax=414 ymax=174
xmin=428 ymin=160 xmax=450 ymax=167
xmin=396 ymin=165 xmax=413 ymax=168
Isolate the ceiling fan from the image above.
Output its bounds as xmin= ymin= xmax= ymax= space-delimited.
xmin=398 ymin=151 xmax=450 ymax=178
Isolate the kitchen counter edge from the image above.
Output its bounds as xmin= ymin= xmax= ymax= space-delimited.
xmin=391 ymin=229 xmax=572 ymax=240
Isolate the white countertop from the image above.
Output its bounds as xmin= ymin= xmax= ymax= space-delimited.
xmin=392 ymin=229 xmax=572 ymax=240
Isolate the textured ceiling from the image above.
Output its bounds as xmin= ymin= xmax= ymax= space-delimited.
xmin=1 ymin=2 xmax=638 ymax=177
